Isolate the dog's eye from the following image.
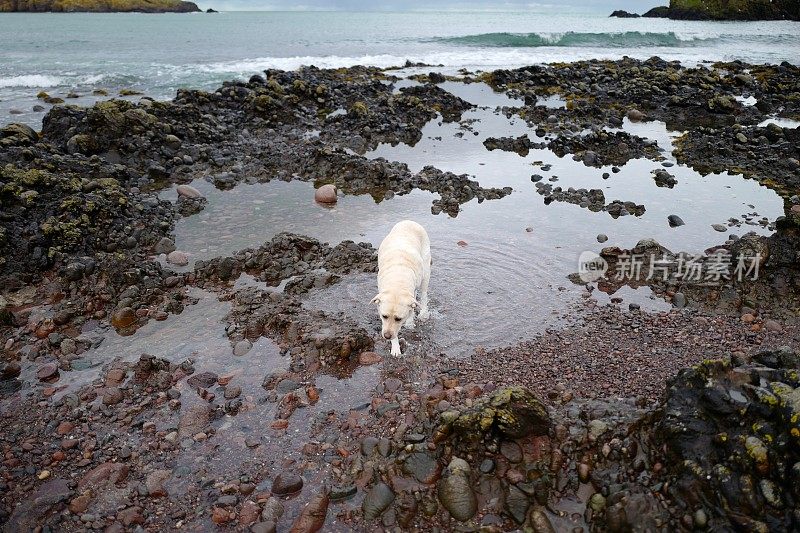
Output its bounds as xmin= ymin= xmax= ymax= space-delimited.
xmin=382 ymin=315 xmax=388 ymax=319
xmin=394 ymin=317 xmax=401 ymax=322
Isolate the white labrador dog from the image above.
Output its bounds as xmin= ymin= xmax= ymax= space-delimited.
xmin=371 ymin=220 xmax=431 ymax=356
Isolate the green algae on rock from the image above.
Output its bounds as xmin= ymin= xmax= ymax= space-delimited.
xmin=437 ymin=386 xmax=551 ymax=442
xmin=655 ymin=349 xmax=800 ymax=531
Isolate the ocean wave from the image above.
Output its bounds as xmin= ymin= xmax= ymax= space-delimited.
xmin=0 ymin=74 xmax=63 ymax=88
xmin=435 ymin=31 xmax=717 ymax=48
xmin=197 ymin=54 xmax=411 ymax=73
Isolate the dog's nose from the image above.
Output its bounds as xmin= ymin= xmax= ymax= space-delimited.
xmin=383 ymin=332 xmax=392 ymax=340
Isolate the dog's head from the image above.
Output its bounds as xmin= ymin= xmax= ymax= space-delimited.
xmin=370 ymin=291 xmax=418 ymax=340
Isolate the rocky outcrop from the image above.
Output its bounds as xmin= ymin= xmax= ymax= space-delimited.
xmin=653 ymin=350 xmax=800 ymax=531
xmin=0 ymin=0 xmax=200 ymax=12
xmin=643 ymin=0 xmax=800 ymax=21
xmin=609 ymin=9 xmax=639 ymax=17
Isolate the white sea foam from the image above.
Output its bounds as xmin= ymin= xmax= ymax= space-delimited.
xmin=0 ymin=74 xmax=63 ymax=88
xmin=758 ymin=116 xmax=800 ymax=129
xmin=194 ymin=48 xmax=725 ymax=77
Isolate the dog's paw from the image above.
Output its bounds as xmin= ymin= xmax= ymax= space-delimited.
xmin=390 ymin=346 xmax=402 ymax=357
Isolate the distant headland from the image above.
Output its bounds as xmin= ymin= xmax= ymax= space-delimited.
xmin=0 ymin=0 xmax=201 ymax=12
xmin=611 ymin=0 xmax=800 ymax=21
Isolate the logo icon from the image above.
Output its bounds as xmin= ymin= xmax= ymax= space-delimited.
xmin=577 ymin=251 xmax=608 ymax=283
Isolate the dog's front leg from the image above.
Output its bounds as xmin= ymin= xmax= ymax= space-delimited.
xmin=390 ymin=337 xmax=402 ymax=356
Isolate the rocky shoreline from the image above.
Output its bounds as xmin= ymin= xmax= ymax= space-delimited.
xmin=611 ymin=0 xmax=800 ymax=21
xmin=0 ymin=0 xmax=201 ymax=13
xmin=1 ymin=58 xmax=800 ymax=531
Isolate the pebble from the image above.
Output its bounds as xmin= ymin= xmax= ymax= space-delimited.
xmin=186 ymin=371 xmax=218 ymax=388
xmin=500 ymin=441 xmax=522 ymax=463
xmin=693 ymin=509 xmax=708 ymax=528
xmin=673 ymin=292 xmax=687 ymax=308
xmin=314 ymin=184 xmax=337 ymax=204
xmin=36 ymin=363 xmax=59 ymax=382
xmin=276 ymin=378 xmax=300 ymax=394
xmin=626 ymin=108 xmax=645 ymax=121
xmin=102 ymin=387 xmax=124 ymax=405
xmin=272 ymin=472 xmax=303 ymax=495
xmin=578 ymin=463 xmax=591 ymax=483
xmin=153 ymin=237 xmax=176 ymax=254
xmin=111 ymin=307 xmax=136 ymax=329
xmin=596 ymin=234 xmax=608 ymax=243
xmin=233 ymin=339 xmax=252 ymax=356
xmin=359 ymin=351 xmax=383 ymax=365
xmin=176 ymin=184 xmax=203 ymax=199
xmin=589 ymin=493 xmax=606 ymax=512
xmin=667 ymin=214 xmax=685 ymax=227
xmin=712 ymin=223 xmax=728 ymax=232
xmin=587 ymin=419 xmax=608 ymax=441
xmin=223 ymin=385 xmax=241 ymax=399
xmin=479 ymin=458 xmax=495 ymax=474
xmin=330 ymin=484 xmax=357 ymax=501
xmin=271 ymin=420 xmax=289 ymax=430
xmin=166 ymin=251 xmax=189 ymax=266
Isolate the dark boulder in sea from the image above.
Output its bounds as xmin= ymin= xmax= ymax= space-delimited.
xmin=609 ymin=10 xmax=640 ymax=18
xmin=206 ymin=7 xmax=217 ymax=12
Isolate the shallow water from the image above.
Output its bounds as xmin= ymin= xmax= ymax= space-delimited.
xmin=45 ymin=287 xmax=283 ymax=401
xmin=17 ymin=286 xmax=382 ymax=529
xmin=158 ymin=81 xmax=783 ymax=356
xmin=758 ymin=116 xmax=800 ymax=129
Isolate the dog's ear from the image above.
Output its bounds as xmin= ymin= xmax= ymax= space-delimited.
xmin=370 ymin=294 xmax=381 ymax=305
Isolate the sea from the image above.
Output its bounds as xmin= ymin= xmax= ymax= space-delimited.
xmin=0 ymin=10 xmax=799 ymax=126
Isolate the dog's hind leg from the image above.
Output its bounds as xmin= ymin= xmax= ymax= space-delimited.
xmin=417 ymin=251 xmax=431 ymax=320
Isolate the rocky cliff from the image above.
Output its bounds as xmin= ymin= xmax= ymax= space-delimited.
xmin=644 ymin=0 xmax=800 ymax=20
xmin=0 ymin=0 xmax=200 ymax=12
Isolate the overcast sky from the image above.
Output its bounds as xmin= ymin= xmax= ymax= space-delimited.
xmin=205 ymin=1 xmax=666 ymax=13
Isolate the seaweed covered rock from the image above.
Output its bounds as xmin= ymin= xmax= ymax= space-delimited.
xmin=0 ymin=123 xmax=38 ymax=146
xmin=438 ymin=386 xmax=551 ymax=443
xmin=655 ymin=349 xmax=800 ymax=531
xmin=0 ymin=163 xmax=173 ymax=282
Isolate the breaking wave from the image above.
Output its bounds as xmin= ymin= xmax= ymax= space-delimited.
xmin=436 ymin=31 xmax=716 ymax=48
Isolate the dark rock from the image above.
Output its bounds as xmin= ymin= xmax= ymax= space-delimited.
xmin=186 ymin=371 xmax=218 ymax=389
xmin=610 ymin=10 xmax=639 ymax=17
xmin=272 ymin=472 xmax=303 ymax=495
xmin=363 ymin=483 xmax=394 ymax=521
xmin=668 ymin=214 xmax=685 ymax=227
xmin=36 ymin=363 xmax=59 ymax=382
xmin=437 ymin=458 xmax=477 ymax=522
